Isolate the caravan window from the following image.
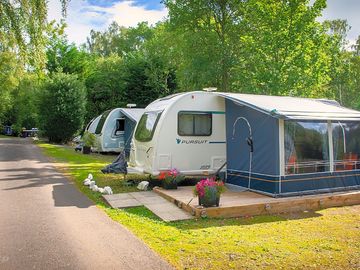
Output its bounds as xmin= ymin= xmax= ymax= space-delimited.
xmin=332 ymin=121 xmax=360 ymax=171
xmin=114 ymin=118 xmax=125 ymax=136
xmin=135 ymin=111 xmax=162 ymax=142
xmin=85 ymin=118 xmax=94 ymax=131
xmin=178 ymin=112 xmax=212 ymax=136
xmin=95 ymin=110 xmax=111 ymax=134
xmin=284 ymin=121 xmax=329 ymax=175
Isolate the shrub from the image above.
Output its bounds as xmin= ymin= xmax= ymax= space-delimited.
xmin=82 ymin=131 xmax=96 ymax=147
xmin=39 ymin=72 xmax=86 ymax=143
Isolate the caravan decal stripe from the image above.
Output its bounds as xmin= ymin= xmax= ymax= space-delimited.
xmin=209 ymin=141 xmax=226 ymax=144
xmin=209 ymin=111 xmax=226 ymax=114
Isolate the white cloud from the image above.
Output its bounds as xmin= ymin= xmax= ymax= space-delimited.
xmin=47 ymin=0 xmax=168 ymax=46
xmin=103 ymin=1 xmax=168 ymax=28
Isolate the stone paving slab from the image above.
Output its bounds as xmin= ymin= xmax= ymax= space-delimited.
xmin=109 ymin=199 xmax=143 ymax=208
xmin=145 ymin=204 xmax=192 ymax=222
xmin=131 ymin=192 xmax=159 ymax=199
xmin=102 ymin=191 xmax=194 ymax=222
xmin=103 ymin=193 xmax=133 ymax=202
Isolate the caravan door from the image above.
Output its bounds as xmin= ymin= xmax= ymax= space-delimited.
xmin=133 ymin=111 xmax=162 ymax=173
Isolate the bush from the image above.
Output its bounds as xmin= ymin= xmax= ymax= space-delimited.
xmin=39 ymin=72 xmax=86 ymax=143
xmin=82 ymin=131 xmax=96 ymax=147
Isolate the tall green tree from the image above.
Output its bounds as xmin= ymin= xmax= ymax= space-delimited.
xmin=85 ymin=55 xmax=125 ymax=121
xmin=233 ymin=0 xmax=334 ymax=96
xmin=324 ymin=20 xmax=360 ymax=108
xmin=0 ymin=0 xmax=68 ymax=69
xmin=8 ymin=74 xmax=41 ymax=133
xmin=0 ymin=52 xmax=23 ymax=120
xmin=86 ymin=22 xmax=154 ymax=57
xmin=164 ymin=0 xmax=244 ymax=91
xmin=46 ymin=21 xmax=91 ymax=78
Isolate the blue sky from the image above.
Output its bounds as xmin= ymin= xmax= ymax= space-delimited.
xmin=48 ymin=0 xmax=360 ymax=46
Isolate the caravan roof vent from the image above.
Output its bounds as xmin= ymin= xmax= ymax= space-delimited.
xmin=203 ymin=87 xmax=217 ymax=92
xmin=126 ymin=104 xmax=137 ymax=108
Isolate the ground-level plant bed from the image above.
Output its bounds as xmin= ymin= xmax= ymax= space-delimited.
xmin=37 ymin=141 xmax=360 ymax=270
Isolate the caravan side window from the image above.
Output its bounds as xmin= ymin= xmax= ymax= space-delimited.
xmin=178 ymin=112 xmax=212 ymax=136
xmin=114 ymin=118 xmax=125 ymax=136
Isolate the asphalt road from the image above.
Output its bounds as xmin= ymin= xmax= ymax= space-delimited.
xmin=0 ymin=138 xmax=172 ymax=270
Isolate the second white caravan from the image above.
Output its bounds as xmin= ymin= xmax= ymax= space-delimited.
xmin=129 ymin=91 xmax=226 ymax=176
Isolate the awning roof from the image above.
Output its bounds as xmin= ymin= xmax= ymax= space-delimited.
xmin=217 ymin=93 xmax=360 ymax=121
xmin=120 ymin=108 xmax=145 ymax=122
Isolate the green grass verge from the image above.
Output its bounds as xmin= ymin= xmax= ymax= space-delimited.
xmin=37 ymin=141 xmax=360 ymax=270
xmin=0 ymin=135 xmax=14 ymax=138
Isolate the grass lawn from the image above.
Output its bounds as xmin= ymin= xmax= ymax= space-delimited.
xmin=0 ymin=135 xmax=14 ymax=138
xmin=37 ymin=141 xmax=360 ymax=270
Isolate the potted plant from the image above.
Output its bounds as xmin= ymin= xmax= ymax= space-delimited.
xmin=158 ymin=168 xmax=184 ymax=189
xmin=194 ymin=177 xmax=225 ymax=207
xmin=82 ymin=131 xmax=96 ymax=154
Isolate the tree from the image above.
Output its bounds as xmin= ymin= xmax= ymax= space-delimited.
xmin=86 ymin=21 xmax=154 ymax=57
xmin=233 ymin=0 xmax=334 ymax=96
xmin=0 ymin=0 xmax=68 ymax=69
xmin=324 ymin=20 xmax=360 ymax=108
xmin=39 ymin=72 xmax=86 ymax=143
xmin=85 ymin=55 xmax=125 ymax=121
xmin=7 ymin=74 xmax=41 ymax=133
xmin=46 ymin=21 xmax=91 ymax=79
xmin=164 ymin=0 xmax=244 ymax=91
xmin=0 ymin=51 xmax=23 ymax=120
xmin=123 ymin=52 xmax=177 ymax=108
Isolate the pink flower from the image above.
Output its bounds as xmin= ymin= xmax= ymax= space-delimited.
xmin=194 ymin=177 xmax=225 ymax=197
xmin=169 ymin=168 xmax=179 ymax=177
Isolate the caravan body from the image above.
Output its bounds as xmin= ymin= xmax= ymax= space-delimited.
xmin=129 ymin=91 xmax=226 ymax=176
xmin=93 ymin=108 xmax=144 ymax=154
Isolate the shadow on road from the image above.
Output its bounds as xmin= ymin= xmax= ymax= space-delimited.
xmin=1 ymin=166 xmax=92 ymax=209
xmin=52 ymin=184 xmax=93 ymax=208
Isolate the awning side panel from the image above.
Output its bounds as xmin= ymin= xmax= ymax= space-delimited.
xmin=225 ymin=99 xmax=280 ymax=193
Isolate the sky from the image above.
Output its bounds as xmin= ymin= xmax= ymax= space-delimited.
xmin=48 ymin=0 xmax=360 ymax=46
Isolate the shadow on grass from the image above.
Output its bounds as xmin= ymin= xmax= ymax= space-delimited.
xmin=118 ymin=205 xmax=323 ymax=231
xmin=122 ymin=206 xmax=162 ymax=222
xmin=168 ymin=210 xmax=323 ymax=231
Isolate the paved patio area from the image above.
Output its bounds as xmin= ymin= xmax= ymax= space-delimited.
xmin=103 ymin=191 xmax=193 ymax=222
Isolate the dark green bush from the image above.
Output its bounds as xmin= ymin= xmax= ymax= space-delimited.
xmin=39 ymin=72 xmax=86 ymax=143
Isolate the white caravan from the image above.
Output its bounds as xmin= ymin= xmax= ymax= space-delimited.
xmin=129 ymin=91 xmax=226 ymax=176
xmin=93 ymin=108 xmax=144 ymax=154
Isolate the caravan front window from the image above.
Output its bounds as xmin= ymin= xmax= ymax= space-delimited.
xmin=114 ymin=118 xmax=125 ymax=136
xmin=284 ymin=121 xmax=329 ymax=175
xmin=95 ymin=110 xmax=111 ymax=134
xmin=178 ymin=112 xmax=212 ymax=136
xmin=135 ymin=111 xmax=162 ymax=142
